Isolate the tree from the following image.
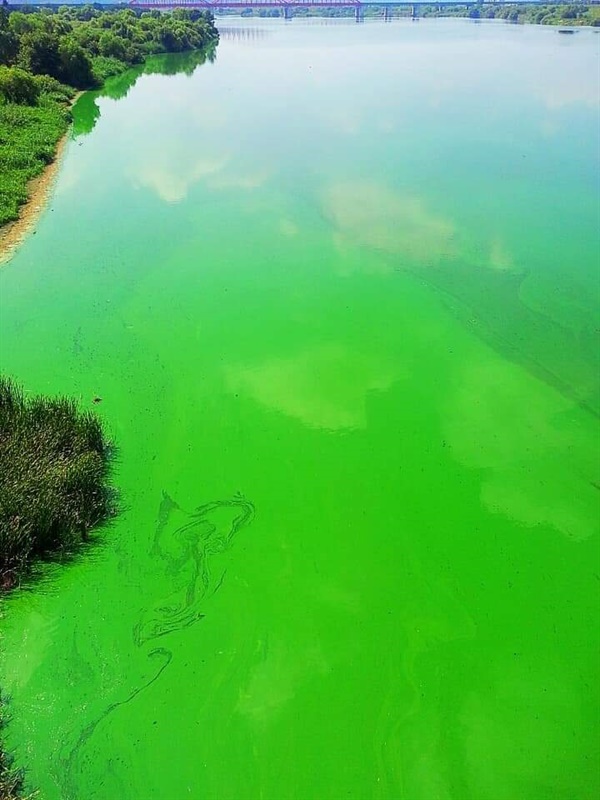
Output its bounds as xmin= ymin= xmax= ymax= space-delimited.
xmin=0 ymin=26 xmax=17 ymax=65
xmin=58 ymin=36 xmax=95 ymax=88
xmin=561 ymin=6 xmax=578 ymax=20
xmin=98 ymin=31 xmax=128 ymax=61
xmin=8 ymin=11 xmax=41 ymax=37
xmin=0 ymin=64 xmax=39 ymax=104
xmin=77 ymin=5 xmax=100 ymax=23
xmin=18 ymin=30 xmax=60 ymax=77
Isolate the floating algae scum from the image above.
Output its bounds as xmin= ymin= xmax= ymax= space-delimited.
xmin=0 ymin=19 xmax=599 ymax=800
xmin=133 ymin=494 xmax=255 ymax=646
xmin=57 ymin=494 xmax=256 ymax=798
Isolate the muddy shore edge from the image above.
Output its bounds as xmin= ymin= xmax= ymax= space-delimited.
xmin=0 ymin=90 xmax=83 ymax=267
xmin=0 ymin=132 xmax=71 ymax=266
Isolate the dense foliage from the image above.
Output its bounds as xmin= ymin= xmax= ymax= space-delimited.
xmin=0 ymin=377 xmax=113 ymax=586
xmin=418 ymin=2 xmax=600 ymax=24
xmin=0 ymin=5 xmax=218 ymax=87
xmin=0 ymin=4 xmax=218 ymax=226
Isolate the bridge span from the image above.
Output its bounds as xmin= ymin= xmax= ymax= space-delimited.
xmin=129 ymin=0 xmax=587 ymax=22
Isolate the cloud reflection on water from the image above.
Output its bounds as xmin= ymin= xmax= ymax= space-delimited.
xmin=321 ymin=181 xmax=522 ymax=278
xmin=443 ymin=357 xmax=599 ymax=541
xmin=322 ymin=182 xmax=456 ymax=267
xmin=226 ymin=343 xmax=398 ymax=431
xmin=131 ymin=154 xmax=230 ymax=204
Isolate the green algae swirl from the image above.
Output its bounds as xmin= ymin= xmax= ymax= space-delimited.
xmin=58 ymin=493 xmax=255 ymax=799
xmin=135 ymin=493 xmax=255 ymax=646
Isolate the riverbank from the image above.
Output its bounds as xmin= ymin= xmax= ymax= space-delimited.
xmin=0 ymin=113 xmax=73 ymax=267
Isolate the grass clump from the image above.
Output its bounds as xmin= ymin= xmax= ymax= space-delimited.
xmin=0 ymin=97 xmax=71 ymax=226
xmin=0 ymin=377 xmax=113 ymax=588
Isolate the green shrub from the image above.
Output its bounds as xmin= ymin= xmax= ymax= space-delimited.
xmin=33 ymin=73 xmax=75 ymax=104
xmin=57 ymin=35 xmax=96 ymax=88
xmin=91 ymin=54 xmax=127 ymax=82
xmin=0 ymin=66 xmax=39 ymax=106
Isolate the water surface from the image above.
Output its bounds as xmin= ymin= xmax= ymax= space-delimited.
xmin=0 ymin=19 xmax=599 ymax=800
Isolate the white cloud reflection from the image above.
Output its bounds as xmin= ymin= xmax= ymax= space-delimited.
xmin=443 ymin=357 xmax=599 ymax=541
xmin=131 ymin=154 xmax=230 ymax=203
xmin=226 ymin=343 xmax=398 ymax=431
xmin=322 ymin=181 xmax=456 ymax=267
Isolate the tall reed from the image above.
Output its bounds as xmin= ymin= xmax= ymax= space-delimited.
xmin=0 ymin=376 xmax=113 ymax=587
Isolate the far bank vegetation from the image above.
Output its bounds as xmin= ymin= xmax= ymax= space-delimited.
xmin=230 ymin=2 xmax=600 ymax=24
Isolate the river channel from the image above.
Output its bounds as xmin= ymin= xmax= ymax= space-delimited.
xmin=0 ymin=18 xmax=598 ymax=800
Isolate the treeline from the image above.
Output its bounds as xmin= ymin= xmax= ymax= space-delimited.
xmin=0 ymin=5 xmax=218 ymax=88
xmin=419 ymin=3 xmax=600 ymax=24
xmin=224 ymin=3 xmax=599 ymax=25
xmin=0 ymin=5 xmax=218 ymax=227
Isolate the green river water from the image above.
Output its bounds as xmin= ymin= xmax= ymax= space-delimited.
xmin=0 ymin=18 xmax=599 ymax=800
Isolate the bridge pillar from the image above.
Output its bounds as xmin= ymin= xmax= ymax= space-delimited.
xmin=411 ymin=4 xmax=418 ymax=18
xmin=284 ymin=6 xmax=292 ymax=19
xmin=355 ymin=5 xmax=363 ymax=22
xmin=384 ymin=5 xmax=391 ymax=21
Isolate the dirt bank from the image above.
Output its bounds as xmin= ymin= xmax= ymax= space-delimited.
xmin=0 ymin=132 xmax=71 ymax=266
